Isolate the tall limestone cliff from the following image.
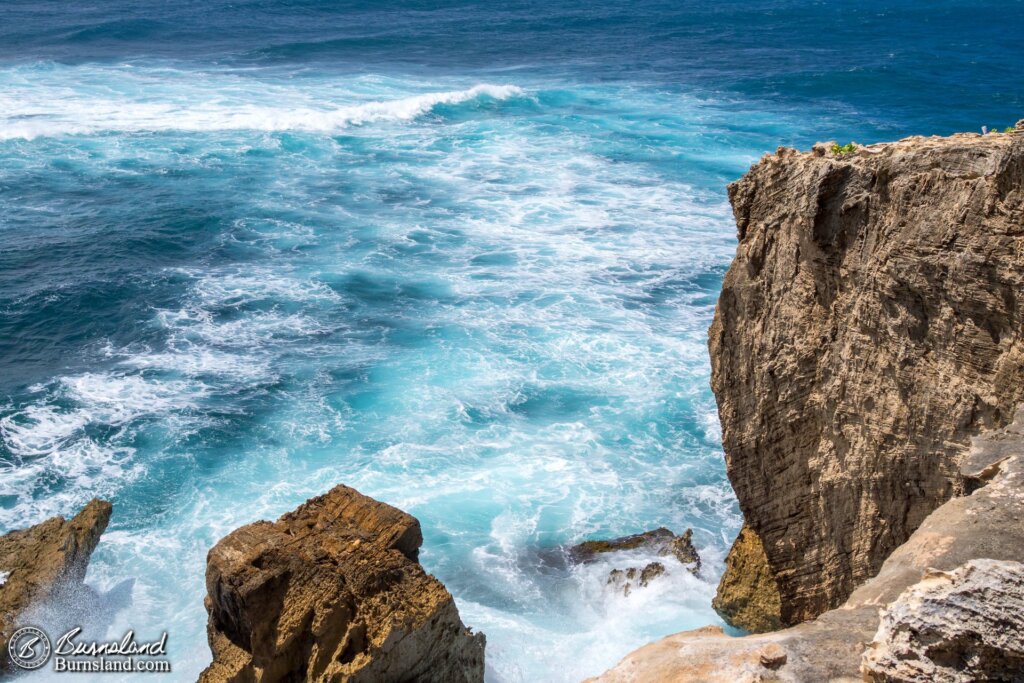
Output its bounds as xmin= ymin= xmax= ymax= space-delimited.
xmin=709 ymin=130 xmax=1024 ymax=628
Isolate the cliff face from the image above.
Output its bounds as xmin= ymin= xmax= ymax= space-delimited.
xmin=709 ymin=131 xmax=1024 ymax=626
xmin=0 ymin=499 xmax=112 ymax=670
xmin=200 ymin=485 xmax=485 ymax=683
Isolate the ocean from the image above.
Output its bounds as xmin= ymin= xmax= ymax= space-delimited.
xmin=1 ymin=1 xmax=1020 ymax=680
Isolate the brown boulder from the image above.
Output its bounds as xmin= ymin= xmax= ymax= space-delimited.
xmin=199 ymin=484 xmax=484 ymax=683
xmin=0 ymin=498 xmax=112 ymax=670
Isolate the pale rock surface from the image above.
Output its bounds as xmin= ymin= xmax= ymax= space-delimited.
xmin=862 ymin=559 xmax=1024 ymax=682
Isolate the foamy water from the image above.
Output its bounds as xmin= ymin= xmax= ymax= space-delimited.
xmin=0 ymin=65 xmax=751 ymax=681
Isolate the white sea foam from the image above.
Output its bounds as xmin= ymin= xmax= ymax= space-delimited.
xmin=0 ymin=404 xmax=90 ymax=457
xmin=0 ymin=374 xmax=202 ymax=460
xmin=62 ymin=373 xmax=207 ymax=421
xmin=188 ymin=270 xmax=341 ymax=308
xmin=0 ymin=371 xmax=209 ymax=530
xmin=120 ymin=347 xmax=271 ymax=382
xmin=0 ymin=79 xmax=524 ymax=140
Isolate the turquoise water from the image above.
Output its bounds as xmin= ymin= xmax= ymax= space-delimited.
xmin=1 ymin=2 xmax=1020 ymax=681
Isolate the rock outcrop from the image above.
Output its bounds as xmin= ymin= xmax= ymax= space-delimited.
xmin=589 ymin=400 xmax=1024 ymax=681
xmin=862 ymin=559 xmax=1024 ymax=682
xmin=710 ymin=131 xmax=1024 ymax=626
xmin=567 ymin=527 xmax=702 ymax=597
xmin=607 ymin=562 xmax=665 ymax=596
xmin=0 ymin=498 xmax=112 ymax=670
xmin=199 ymin=484 xmax=485 ymax=683
xmin=569 ymin=527 xmax=702 ymax=575
xmin=711 ymin=524 xmax=781 ymax=633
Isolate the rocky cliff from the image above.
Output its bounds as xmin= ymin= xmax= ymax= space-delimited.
xmin=0 ymin=498 xmax=112 ymax=670
xmin=709 ymin=130 xmax=1024 ymax=627
xmin=200 ymin=484 xmax=485 ymax=683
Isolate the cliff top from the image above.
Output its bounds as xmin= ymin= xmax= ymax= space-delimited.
xmin=765 ymin=128 xmax=1021 ymax=177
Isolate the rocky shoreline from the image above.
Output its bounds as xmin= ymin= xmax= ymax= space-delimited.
xmin=590 ymin=127 xmax=1024 ymax=681
xmin=593 ymin=127 xmax=1024 ymax=679
xmin=3 ymin=127 xmax=1023 ymax=681
xmin=0 ymin=499 xmax=112 ymax=673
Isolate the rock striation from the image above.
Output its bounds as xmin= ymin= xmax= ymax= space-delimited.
xmin=862 ymin=559 xmax=1024 ymax=682
xmin=0 ymin=498 xmax=112 ymax=671
xmin=589 ymin=406 xmax=1024 ymax=681
xmin=710 ymin=131 xmax=1024 ymax=626
xmin=199 ymin=484 xmax=485 ymax=683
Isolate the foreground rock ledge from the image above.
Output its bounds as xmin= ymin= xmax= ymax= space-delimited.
xmin=0 ymin=498 xmax=112 ymax=671
xmin=862 ymin=559 xmax=1024 ymax=682
xmin=710 ymin=131 xmax=1024 ymax=627
xmin=199 ymin=484 xmax=485 ymax=683
xmin=588 ymin=407 xmax=1024 ymax=682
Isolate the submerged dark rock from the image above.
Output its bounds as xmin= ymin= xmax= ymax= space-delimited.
xmin=569 ymin=527 xmax=702 ymax=597
xmin=569 ymin=527 xmax=702 ymax=576
xmin=608 ymin=562 xmax=666 ymax=596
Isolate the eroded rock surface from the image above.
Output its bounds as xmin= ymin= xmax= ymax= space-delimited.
xmin=710 ymin=131 xmax=1024 ymax=625
xmin=712 ymin=524 xmax=781 ymax=633
xmin=862 ymin=559 xmax=1024 ymax=682
xmin=0 ymin=499 xmax=112 ymax=670
xmin=199 ymin=484 xmax=484 ymax=683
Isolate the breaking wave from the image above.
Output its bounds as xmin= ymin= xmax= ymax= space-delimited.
xmin=0 ymin=73 xmax=525 ymax=140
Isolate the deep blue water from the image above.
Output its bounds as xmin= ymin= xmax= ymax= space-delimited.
xmin=1 ymin=2 xmax=1021 ymax=680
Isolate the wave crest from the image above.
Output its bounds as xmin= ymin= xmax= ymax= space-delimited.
xmin=0 ymin=82 xmax=525 ymax=140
